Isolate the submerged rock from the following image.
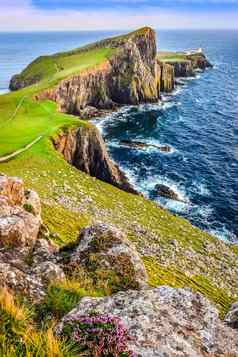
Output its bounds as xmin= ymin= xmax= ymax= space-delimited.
xmin=68 ymin=223 xmax=148 ymax=290
xmin=57 ymin=286 xmax=238 ymax=356
xmin=120 ymin=139 xmax=172 ymax=153
xmin=155 ymin=183 xmax=184 ymax=202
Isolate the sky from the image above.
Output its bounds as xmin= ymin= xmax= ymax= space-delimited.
xmin=0 ymin=0 xmax=238 ymax=31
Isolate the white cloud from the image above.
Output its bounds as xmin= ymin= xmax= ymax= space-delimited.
xmin=0 ymin=0 xmax=237 ymax=30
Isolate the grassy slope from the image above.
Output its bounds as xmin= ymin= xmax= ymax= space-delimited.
xmin=13 ymin=47 xmax=114 ymax=87
xmin=0 ymin=32 xmax=238 ymax=320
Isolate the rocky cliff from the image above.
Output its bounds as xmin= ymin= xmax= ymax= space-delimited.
xmin=157 ymin=60 xmax=175 ymax=92
xmin=53 ymin=125 xmax=137 ymax=194
xmin=35 ymin=28 xmax=159 ymax=117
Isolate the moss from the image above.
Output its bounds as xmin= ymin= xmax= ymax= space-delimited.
xmin=23 ymin=203 xmax=33 ymax=214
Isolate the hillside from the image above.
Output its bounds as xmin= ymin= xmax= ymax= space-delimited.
xmin=0 ymin=27 xmax=237 ymax=355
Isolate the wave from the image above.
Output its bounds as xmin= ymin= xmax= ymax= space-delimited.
xmin=209 ymin=226 xmax=233 ymax=243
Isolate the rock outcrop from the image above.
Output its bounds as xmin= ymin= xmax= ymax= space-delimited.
xmin=67 ymin=223 xmax=148 ymax=290
xmin=57 ymin=286 xmax=238 ymax=357
xmin=157 ymin=61 xmax=175 ymax=92
xmin=160 ymin=53 xmax=212 ymax=79
xmin=53 ymin=126 xmax=137 ymax=194
xmin=0 ymin=174 xmax=64 ymax=301
xmin=0 ymin=175 xmax=41 ymax=250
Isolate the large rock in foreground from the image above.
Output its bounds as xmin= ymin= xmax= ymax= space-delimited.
xmin=68 ymin=223 xmax=148 ymax=290
xmin=58 ymin=286 xmax=238 ymax=356
xmin=0 ymin=174 xmax=65 ymax=301
xmin=0 ymin=174 xmax=41 ymax=249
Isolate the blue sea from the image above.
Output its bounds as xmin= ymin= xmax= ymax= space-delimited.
xmin=0 ymin=30 xmax=237 ymax=242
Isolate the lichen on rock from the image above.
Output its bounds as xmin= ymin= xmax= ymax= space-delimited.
xmin=67 ymin=223 xmax=148 ymax=290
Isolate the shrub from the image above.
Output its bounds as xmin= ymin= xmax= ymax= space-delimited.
xmin=62 ymin=314 xmax=136 ymax=357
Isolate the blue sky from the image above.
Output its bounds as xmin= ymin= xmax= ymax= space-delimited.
xmin=1 ymin=0 xmax=238 ymax=31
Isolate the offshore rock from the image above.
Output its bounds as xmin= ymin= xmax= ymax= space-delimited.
xmin=68 ymin=223 xmax=148 ymax=290
xmin=58 ymin=286 xmax=238 ymax=356
xmin=155 ymin=183 xmax=184 ymax=202
xmin=53 ymin=126 xmax=137 ymax=194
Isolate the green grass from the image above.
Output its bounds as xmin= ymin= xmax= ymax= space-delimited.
xmin=12 ymin=47 xmax=114 ymax=88
xmin=157 ymin=51 xmax=189 ymax=63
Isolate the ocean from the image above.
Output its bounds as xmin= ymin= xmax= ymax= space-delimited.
xmin=0 ymin=30 xmax=237 ymax=242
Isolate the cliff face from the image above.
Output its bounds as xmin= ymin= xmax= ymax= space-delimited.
xmin=35 ymin=28 xmax=159 ymax=117
xmin=53 ymin=126 xmax=137 ymax=194
xmin=157 ymin=61 xmax=175 ymax=93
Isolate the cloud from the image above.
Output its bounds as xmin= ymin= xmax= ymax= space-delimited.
xmin=0 ymin=0 xmax=237 ymax=31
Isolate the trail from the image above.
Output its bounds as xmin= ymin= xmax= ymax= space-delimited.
xmin=0 ymin=135 xmax=43 ymax=163
xmin=0 ymin=95 xmax=27 ymax=129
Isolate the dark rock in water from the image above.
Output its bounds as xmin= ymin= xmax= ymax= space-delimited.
xmin=120 ymin=140 xmax=172 ymax=153
xmin=155 ymin=184 xmax=183 ymax=202
xmin=159 ymin=145 xmax=172 ymax=153
xmin=120 ymin=140 xmax=149 ymax=149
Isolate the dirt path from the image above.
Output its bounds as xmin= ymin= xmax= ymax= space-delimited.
xmin=0 ymin=135 xmax=43 ymax=163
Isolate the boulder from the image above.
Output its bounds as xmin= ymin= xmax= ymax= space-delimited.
xmin=69 ymin=223 xmax=148 ymax=290
xmin=0 ymin=174 xmax=41 ymax=249
xmin=0 ymin=206 xmax=40 ymax=249
xmin=57 ymin=286 xmax=238 ymax=356
xmin=224 ymin=302 xmax=238 ymax=328
xmin=32 ymin=238 xmax=58 ymax=265
xmin=32 ymin=261 xmax=65 ymax=284
xmin=0 ymin=262 xmax=45 ymax=302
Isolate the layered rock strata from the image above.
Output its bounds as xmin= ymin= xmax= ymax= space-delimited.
xmin=53 ymin=126 xmax=137 ymax=194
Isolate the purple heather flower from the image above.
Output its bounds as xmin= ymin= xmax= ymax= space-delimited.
xmin=63 ymin=314 xmax=136 ymax=356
